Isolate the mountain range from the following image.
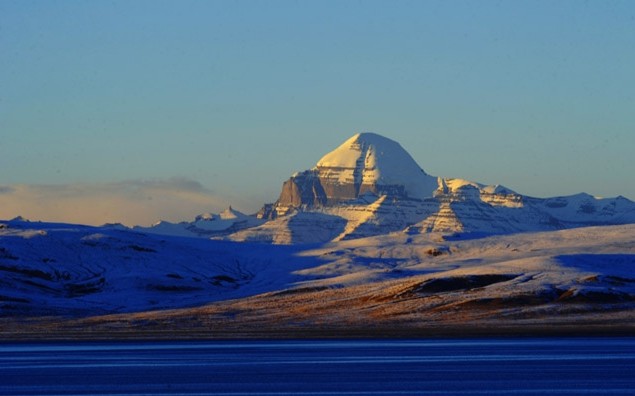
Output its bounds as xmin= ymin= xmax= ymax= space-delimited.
xmin=1 ymin=132 xmax=634 ymax=338
xmin=138 ymin=132 xmax=635 ymax=244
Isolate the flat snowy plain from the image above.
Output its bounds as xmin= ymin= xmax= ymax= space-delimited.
xmin=1 ymin=338 xmax=635 ymax=395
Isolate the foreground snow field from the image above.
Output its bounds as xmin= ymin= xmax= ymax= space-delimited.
xmin=1 ymin=218 xmax=634 ymax=337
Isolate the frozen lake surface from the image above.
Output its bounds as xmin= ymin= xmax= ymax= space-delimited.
xmin=1 ymin=338 xmax=635 ymax=395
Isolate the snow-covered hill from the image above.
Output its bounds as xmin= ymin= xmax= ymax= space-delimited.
xmin=0 ymin=218 xmax=309 ymax=316
xmin=2 ymin=218 xmax=634 ymax=336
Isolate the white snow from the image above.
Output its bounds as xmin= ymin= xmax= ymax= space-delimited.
xmin=315 ymin=133 xmax=439 ymax=199
xmin=1 ymin=217 xmax=634 ymax=320
xmin=134 ymin=207 xmax=264 ymax=237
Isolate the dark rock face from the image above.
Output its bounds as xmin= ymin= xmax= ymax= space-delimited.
xmin=270 ymin=170 xmax=415 ymax=220
xmin=316 ymin=171 xmax=410 ymax=205
xmin=277 ymin=171 xmax=411 ymax=208
xmin=277 ymin=171 xmax=327 ymax=208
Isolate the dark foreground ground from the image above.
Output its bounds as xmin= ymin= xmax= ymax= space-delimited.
xmin=2 ymin=310 xmax=634 ymax=340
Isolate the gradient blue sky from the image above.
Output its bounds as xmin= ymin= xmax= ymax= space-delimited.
xmin=1 ymin=1 xmax=634 ymax=225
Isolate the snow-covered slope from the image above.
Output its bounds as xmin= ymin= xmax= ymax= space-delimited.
xmin=0 ymin=218 xmax=311 ymax=316
xmin=2 ymin=218 xmax=633 ymax=335
xmin=226 ymin=211 xmax=347 ymax=245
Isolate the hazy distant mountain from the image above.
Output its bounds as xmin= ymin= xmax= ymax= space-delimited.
xmin=133 ymin=206 xmax=264 ymax=238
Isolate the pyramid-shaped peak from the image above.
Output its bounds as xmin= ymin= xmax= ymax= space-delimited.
xmin=268 ymin=132 xmax=441 ymax=219
xmin=317 ymin=132 xmax=408 ymax=169
xmin=219 ymin=206 xmax=245 ymax=220
xmin=352 ymin=131 xmax=397 ymax=144
xmin=313 ymin=132 xmax=438 ymax=200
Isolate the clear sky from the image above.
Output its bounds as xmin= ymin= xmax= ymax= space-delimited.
xmin=1 ymin=0 xmax=634 ymax=225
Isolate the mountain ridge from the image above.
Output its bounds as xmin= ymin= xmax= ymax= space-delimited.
xmin=219 ymin=132 xmax=635 ymax=244
xmin=130 ymin=132 xmax=635 ymax=243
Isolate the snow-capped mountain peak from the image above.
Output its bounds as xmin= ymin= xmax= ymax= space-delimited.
xmin=314 ymin=132 xmax=439 ymax=200
xmin=316 ymin=132 xmax=405 ymax=168
xmin=261 ymin=132 xmax=440 ymax=220
xmin=195 ymin=206 xmax=243 ymax=222
xmin=219 ymin=206 xmax=242 ymax=220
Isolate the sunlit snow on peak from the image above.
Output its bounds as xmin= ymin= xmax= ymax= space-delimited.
xmin=314 ymin=132 xmax=438 ymax=199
